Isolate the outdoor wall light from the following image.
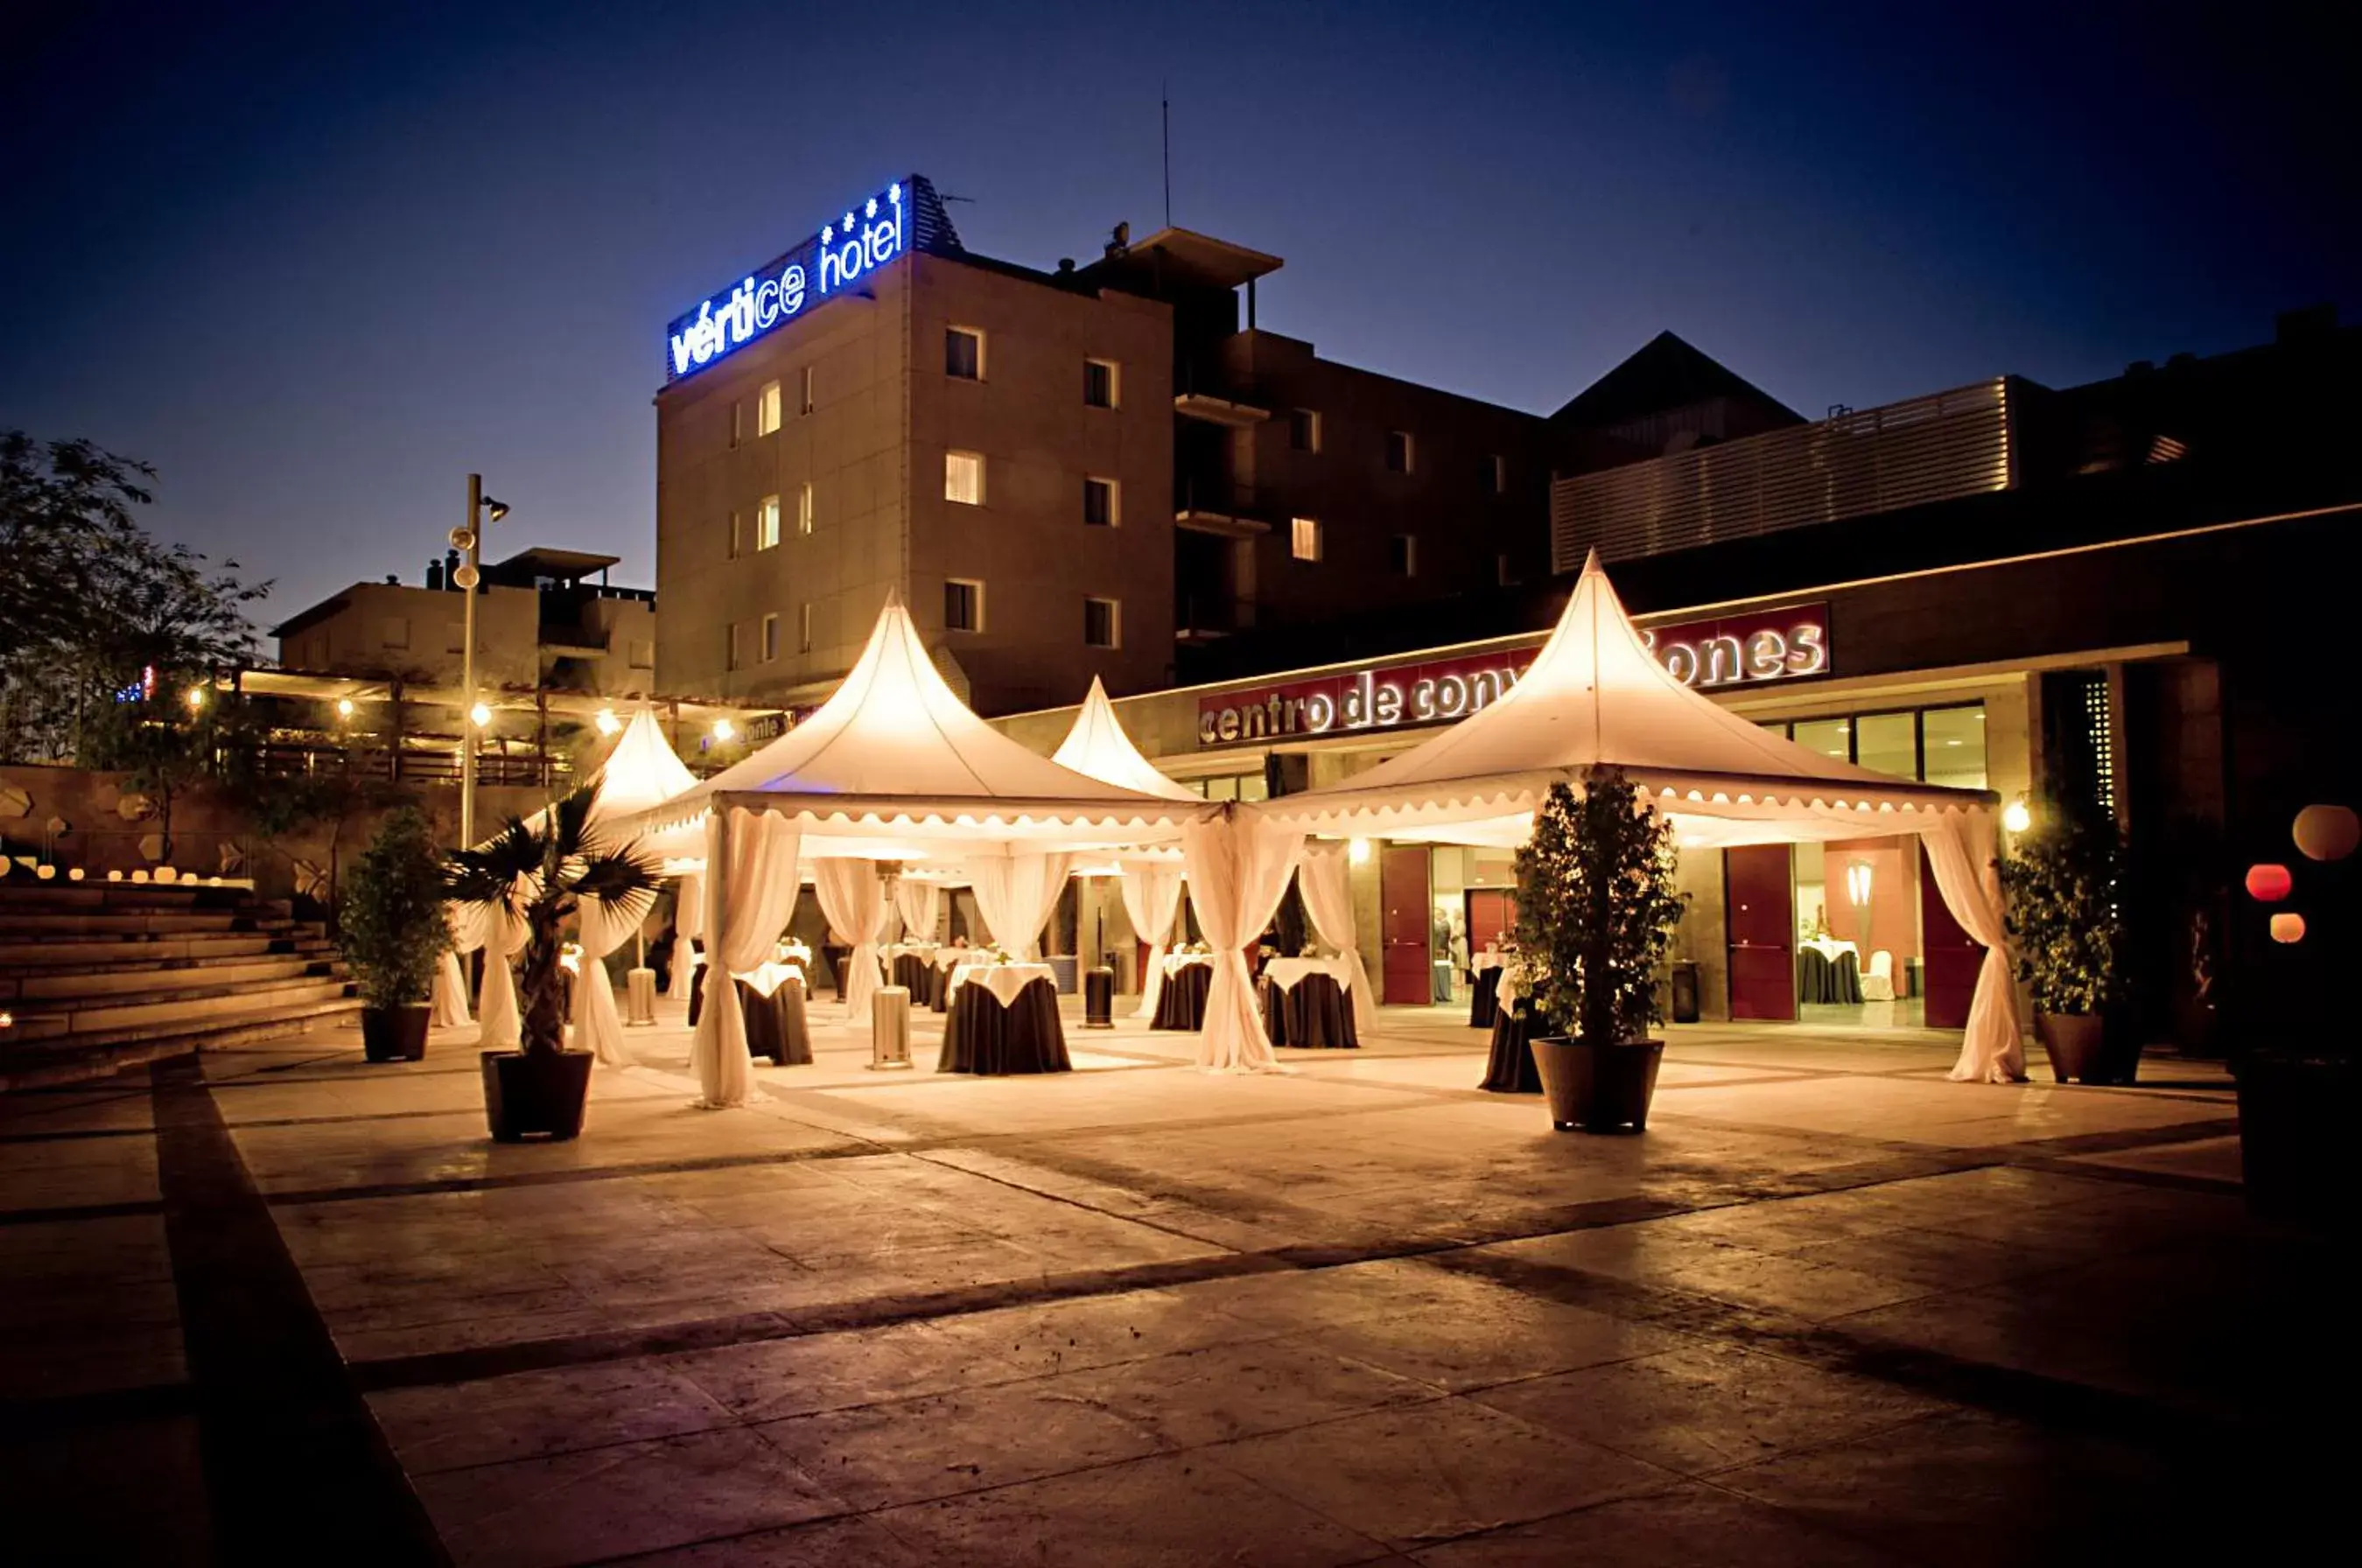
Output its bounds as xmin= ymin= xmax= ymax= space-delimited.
xmin=483 ymin=497 xmax=509 ymax=523
xmin=595 ymin=708 xmax=622 ymax=736
xmin=1846 ymin=861 xmax=1874 ymax=907
xmin=1348 ymin=837 xmax=1372 ymax=865
xmin=334 ymin=697 xmax=356 ymax=719
xmin=2270 ymin=913 xmax=2306 ymax=944
xmin=470 ymin=702 xmax=494 ymax=728
xmin=711 ymin=718 xmax=736 ymax=742
xmin=2244 ymin=864 xmax=2294 ymax=903
xmin=2001 ymin=797 xmax=2032 ymax=834
xmin=184 ymin=685 xmax=207 ymax=711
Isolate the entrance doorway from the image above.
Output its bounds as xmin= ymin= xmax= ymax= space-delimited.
xmin=1725 ymin=844 xmax=1796 ymax=1020
xmin=1380 ymin=844 xmax=1433 ymax=1004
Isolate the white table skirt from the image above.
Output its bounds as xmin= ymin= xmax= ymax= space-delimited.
xmin=1162 ymin=953 xmax=1215 ymax=976
xmin=1264 ymin=956 xmax=1355 ymax=994
xmin=1802 ymin=939 xmax=1861 ymax=962
xmin=738 ymin=962 xmax=806 ymax=998
xmin=948 ymin=962 xmax=1056 ymax=1007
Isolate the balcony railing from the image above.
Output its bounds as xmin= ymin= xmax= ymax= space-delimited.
xmin=238 ymin=743 xmax=572 ymax=790
xmin=1174 ymin=478 xmax=1272 ymax=535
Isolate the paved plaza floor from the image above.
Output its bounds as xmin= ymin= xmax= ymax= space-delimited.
xmin=1 ymin=998 xmax=2342 ymax=1564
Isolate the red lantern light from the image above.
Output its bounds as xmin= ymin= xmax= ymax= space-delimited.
xmin=2245 ymin=864 xmax=2294 ymax=902
xmin=2270 ymin=913 xmax=2306 ymax=944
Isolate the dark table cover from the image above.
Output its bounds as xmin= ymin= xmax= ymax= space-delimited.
xmin=937 ymin=976 xmax=1071 ymax=1074
xmin=1468 ymin=965 xmax=1503 ymax=1030
xmin=739 ymin=975 xmax=811 ymax=1065
xmin=930 ymin=958 xmax=962 ymax=1013
xmin=1797 ymin=948 xmax=1864 ymax=1005
xmin=685 ymin=960 xmax=707 ymax=1026
xmin=1260 ymin=974 xmax=1359 ymax=1048
xmin=1481 ymin=1001 xmax=1547 ymax=1094
xmin=1152 ymin=962 xmax=1212 ymax=1031
xmin=892 ymin=952 xmax=938 ymax=1008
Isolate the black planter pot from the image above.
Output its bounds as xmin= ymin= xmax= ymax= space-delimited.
xmin=2237 ymin=1052 xmax=2356 ymax=1226
xmin=2037 ymin=1012 xmax=2107 ymax=1083
xmin=361 ymin=1004 xmax=431 ymax=1062
xmin=1531 ymin=1035 xmax=1664 ymax=1133
xmin=480 ymin=1049 xmax=593 ymax=1142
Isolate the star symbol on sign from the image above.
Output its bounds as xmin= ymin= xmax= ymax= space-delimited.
xmin=821 ymin=225 xmax=833 ymax=244
xmin=844 ymin=211 xmax=855 ymax=232
xmin=866 ymin=197 xmax=878 ymax=219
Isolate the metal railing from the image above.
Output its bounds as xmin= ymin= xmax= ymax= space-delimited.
xmin=239 ymin=744 xmax=571 ymax=789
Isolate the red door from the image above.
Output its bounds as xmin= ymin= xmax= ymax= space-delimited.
xmin=1919 ymin=844 xmax=1981 ymax=1029
xmin=1466 ymin=889 xmax=1517 ymax=954
xmin=1725 ymin=846 xmax=1797 ymax=1021
xmin=1380 ymin=845 xmax=1433 ymax=1004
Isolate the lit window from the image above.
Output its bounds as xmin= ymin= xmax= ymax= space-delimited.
xmin=945 ymin=451 xmax=984 ymax=505
xmin=1083 ymin=597 xmax=1120 ymax=649
xmin=1290 ymin=517 xmax=1321 ymax=562
xmin=760 ymin=612 xmax=779 ymax=662
xmin=1386 ymin=430 xmax=1413 ymax=473
xmin=725 ymin=620 xmax=746 ymax=671
xmin=756 ymin=494 xmax=781 ymax=550
xmin=799 ymin=365 xmax=815 ymax=415
xmin=946 ymin=326 xmax=983 ymax=381
xmin=757 ymin=381 xmax=781 ymax=436
xmin=1084 ymin=359 xmax=1119 ymax=409
xmin=797 ymin=602 xmax=813 ymax=654
xmin=797 ymin=480 xmax=814 ymax=536
xmin=1289 ymin=410 xmax=1321 ymax=452
xmin=1488 ymin=453 xmax=1506 ymax=494
xmin=1083 ymin=476 xmax=1118 ymax=528
xmin=945 ymin=578 xmax=984 ymax=632
xmin=1390 ymin=534 xmax=1417 ymax=576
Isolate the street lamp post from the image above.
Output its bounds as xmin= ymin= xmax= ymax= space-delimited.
xmin=452 ymin=475 xmax=507 ymax=848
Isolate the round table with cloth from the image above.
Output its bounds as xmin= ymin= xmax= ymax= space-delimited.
xmin=1259 ymin=956 xmax=1360 ymax=1048
xmin=1152 ymin=955 xmax=1214 ymax=1032
xmin=1482 ymin=999 xmax=1549 ymax=1094
xmin=887 ymin=944 xmax=940 ymax=1008
xmin=937 ymin=962 xmax=1071 ymax=1075
xmin=736 ymin=962 xmax=812 ymax=1066
xmin=1797 ymin=942 xmax=1864 ymax=1004
xmin=929 ymin=948 xmax=975 ymax=1013
xmin=1468 ymin=952 xmax=1505 ymax=1030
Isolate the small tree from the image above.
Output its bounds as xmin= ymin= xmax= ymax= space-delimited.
xmin=1997 ymin=794 xmax=2127 ymax=1016
xmin=339 ymin=807 xmax=449 ymax=1009
xmin=444 ymin=787 xmax=661 ymax=1055
xmin=1513 ymin=771 xmax=1689 ymax=1045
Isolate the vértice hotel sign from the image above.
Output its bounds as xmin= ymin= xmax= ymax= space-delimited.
xmin=1196 ymin=604 xmax=1830 ymax=748
xmin=663 ymin=175 xmax=962 ymax=382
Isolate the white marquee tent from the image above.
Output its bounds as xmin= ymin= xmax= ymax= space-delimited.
xmin=1050 ymin=677 xmax=1196 ymax=1021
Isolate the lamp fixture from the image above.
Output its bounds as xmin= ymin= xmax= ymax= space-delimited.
xmin=711 ymin=718 xmax=736 ymax=743
xmin=594 ymin=708 xmax=621 ymax=736
xmin=1845 ymin=861 xmax=1874 ymax=907
xmin=334 ymin=697 xmax=355 ymax=720
xmin=483 ymin=497 xmax=509 ymax=523
xmin=470 ymin=702 xmax=494 ymax=728
xmin=184 ymin=685 xmax=207 ymax=711
xmin=2002 ymin=797 xmax=2032 ymax=834
xmin=1347 ymin=837 xmax=1372 ymax=865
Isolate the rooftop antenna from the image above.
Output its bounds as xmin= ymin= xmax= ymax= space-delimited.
xmin=1161 ymin=82 xmax=1171 ymax=228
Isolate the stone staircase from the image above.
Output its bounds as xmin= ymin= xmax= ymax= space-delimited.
xmin=0 ymin=882 xmax=359 ymax=1090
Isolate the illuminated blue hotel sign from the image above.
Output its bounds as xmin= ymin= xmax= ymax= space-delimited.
xmin=664 ymin=174 xmax=959 ymax=383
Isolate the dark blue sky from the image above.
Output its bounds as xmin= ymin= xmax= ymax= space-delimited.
xmin=4 ymin=0 xmax=2353 ymax=626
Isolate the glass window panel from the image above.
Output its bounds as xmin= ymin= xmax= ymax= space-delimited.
xmin=1854 ymin=711 xmax=1917 ymax=780
xmin=1792 ymin=718 xmax=1850 ymax=762
xmin=1921 ymin=704 xmax=1988 ymax=789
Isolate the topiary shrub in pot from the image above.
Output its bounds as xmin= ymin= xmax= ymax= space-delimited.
xmin=1998 ymin=795 xmax=2131 ymax=1083
xmin=445 ymin=786 xmax=659 ymax=1141
xmin=1514 ymin=770 xmax=1689 ymax=1133
xmin=339 ymin=805 xmax=447 ymax=1062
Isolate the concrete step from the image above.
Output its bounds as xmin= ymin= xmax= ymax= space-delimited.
xmin=0 ymin=932 xmax=333 ymax=970
xmin=3 ymin=954 xmax=345 ymax=1004
xmin=3 ymin=975 xmax=355 ymax=1039
xmin=0 ymin=911 xmax=256 ymax=937
xmin=0 ymin=997 xmax=368 ymax=1092
xmin=0 ymin=882 xmax=245 ymax=906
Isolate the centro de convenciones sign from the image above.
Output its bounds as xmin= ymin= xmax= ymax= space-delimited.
xmin=663 ymin=175 xmax=958 ymax=382
xmin=1196 ymin=603 xmax=1830 ymax=747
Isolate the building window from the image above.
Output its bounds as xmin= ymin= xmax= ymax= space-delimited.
xmin=756 ymin=494 xmax=781 ymax=550
xmin=1083 ymin=597 xmax=1120 ymax=649
xmin=946 ymin=326 xmax=984 ymax=381
xmin=1083 ymin=476 xmax=1118 ymax=528
xmin=1290 ymin=516 xmax=1322 ymax=562
xmin=1386 ymin=430 xmax=1413 ymax=473
xmin=760 ymin=612 xmax=780 ymax=663
xmin=381 ymin=617 xmax=409 ymax=649
xmin=725 ymin=620 xmax=746 ymax=671
xmin=945 ymin=451 xmax=984 ymax=506
xmin=1390 ymin=534 xmax=1418 ymax=576
xmin=797 ymin=602 xmax=813 ymax=654
xmin=1194 ymin=771 xmax=1270 ymax=803
xmin=1488 ymin=453 xmax=1507 ymax=494
xmin=627 ymin=639 xmax=655 ymax=668
xmin=799 ymin=365 xmax=814 ymax=415
xmin=758 ymin=381 xmax=782 ymax=436
xmin=797 ymin=480 xmax=814 ymax=536
xmin=1289 ymin=409 xmax=1321 ymax=452
xmin=729 ymin=400 xmax=743 ymax=450
xmin=1084 ymin=358 xmax=1119 ymax=409
xmin=944 ymin=578 xmax=984 ymax=633
xmin=728 ymin=508 xmax=743 ymax=559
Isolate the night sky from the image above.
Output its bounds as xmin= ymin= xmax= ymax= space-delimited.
xmin=4 ymin=1 xmax=2353 ymax=628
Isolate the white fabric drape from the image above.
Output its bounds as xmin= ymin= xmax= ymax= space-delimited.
xmin=1118 ymin=864 xmax=1185 ymax=1019
xmin=690 ymin=808 xmax=803 ymax=1108
xmin=1922 ymin=808 xmax=2027 ymax=1083
xmin=571 ymin=891 xmax=641 ymax=1068
xmin=1296 ymin=843 xmax=1377 ymax=1036
xmin=455 ymin=892 xmax=526 ymax=1050
xmin=669 ymin=872 xmax=703 ymax=1008
xmin=970 ymin=853 xmax=1074 ymax=959
xmin=894 ymin=878 xmax=942 ymax=945
xmin=1181 ymin=807 xmax=1302 ymax=1072
xmin=813 ymin=860 xmax=888 ymax=1023
xmin=430 ymin=948 xmax=472 ymax=1028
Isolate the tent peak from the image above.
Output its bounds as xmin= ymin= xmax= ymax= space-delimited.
xmin=1581 ymin=547 xmax=1603 ymax=575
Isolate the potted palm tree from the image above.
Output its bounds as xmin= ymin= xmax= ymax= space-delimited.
xmin=1514 ymin=771 xmax=1689 ymax=1133
xmin=445 ymin=787 xmax=660 ymax=1141
xmin=339 ymin=805 xmax=447 ymax=1062
xmin=1997 ymin=796 xmax=2131 ymax=1083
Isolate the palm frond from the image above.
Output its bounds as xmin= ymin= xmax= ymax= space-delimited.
xmin=550 ymin=785 xmax=601 ymax=860
xmin=445 ymin=816 xmax=546 ymax=907
xmin=571 ymin=844 xmax=663 ymax=927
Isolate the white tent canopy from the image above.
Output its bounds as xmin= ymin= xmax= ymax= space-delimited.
xmin=1052 ymin=677 xmax=1201 ymax=801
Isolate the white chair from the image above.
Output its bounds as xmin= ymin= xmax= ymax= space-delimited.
xmin=1862 ymin=949 xmax=1896 ymax=1002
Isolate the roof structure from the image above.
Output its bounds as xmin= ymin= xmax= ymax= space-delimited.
xmin=1550 ymin=330 xmax=1802 ymax=429
xmin=1260 ymin=552 xmax=1994 ymax=848
xmin=584 ymin=708 xmax=699 ymax=822
xmin=1051 ymin=678 xmax=1201 ymax=802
